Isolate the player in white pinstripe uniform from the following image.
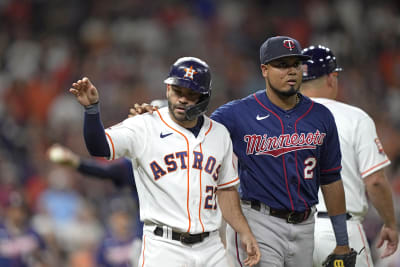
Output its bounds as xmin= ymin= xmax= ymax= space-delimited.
xmin=69 ymin=57 xmax=260 ymax=267
xmin=301 ymin=45 xmax=399 ymax=267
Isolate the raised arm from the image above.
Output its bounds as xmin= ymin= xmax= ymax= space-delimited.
xmin=69 ymin=77 xmax=110 ymax=157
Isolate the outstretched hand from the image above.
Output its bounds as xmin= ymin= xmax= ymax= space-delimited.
xmin=128 ymin=103 xmax=158 ymax=117
xmin=46 ymin=144 xmax=80 ymax=168
xmin=376 ymin=224 xmax=399 ymax=258
xmin=240 ymin=232 xmax=261 ymax=266
xmin=69 ymin=77 xmax=99 ymax=106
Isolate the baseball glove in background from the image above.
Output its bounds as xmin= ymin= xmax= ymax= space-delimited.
xmin=322 ymin=248 xmax=357 ymax=267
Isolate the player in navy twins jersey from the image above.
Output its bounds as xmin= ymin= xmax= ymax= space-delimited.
xmin=211 ymin=89 xmax=338 ymax=210
xmin=211 ymin=36 xmax=354 ymax=267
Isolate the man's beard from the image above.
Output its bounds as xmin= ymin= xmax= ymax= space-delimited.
xmin=267 ymin=77 xmax=300 ymax=97
xmin=168 ymin=100 xmax=189 ymax=122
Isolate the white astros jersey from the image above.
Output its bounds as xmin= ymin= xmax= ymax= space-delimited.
xmin=312 ymin=98 xmax=390 ymax=217
xmin=104 ymin=107 xmax=239 ymax=234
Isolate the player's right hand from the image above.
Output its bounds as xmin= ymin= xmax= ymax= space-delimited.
xmin=240 ymin=232 xmax=261 ymax=266
xmin=69 ymin=77 xmax=99 ymax=106
xmin=376 ymin=224 xmax=399 ymax=258
xmin=128 ymin=103 xmax=158 ymax=117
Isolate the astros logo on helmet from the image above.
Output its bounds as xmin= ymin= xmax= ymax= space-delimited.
xmin=184 ymin=66 xmax=198 ymax=80
xmin=164 ymin=57 xmax=212 ymax=120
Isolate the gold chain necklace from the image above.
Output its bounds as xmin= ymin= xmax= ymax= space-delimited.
xmin=295 ymin=94 xmax=300 ymax=105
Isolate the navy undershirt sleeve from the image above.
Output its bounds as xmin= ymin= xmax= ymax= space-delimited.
xmin=77 ymin=158 xmax=135 ymax=188
xmin=330 ymin=213 xmax=349 ymax=246
xmin=319 ymin=172 xmax=341 ymax=185
xmin=83 ymin=103 xmax=110 ymax=158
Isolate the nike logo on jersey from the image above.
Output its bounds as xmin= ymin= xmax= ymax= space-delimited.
xmin=256 ymin=114 xmax=270 ymax=120
xmin=160 ymin=132 xmax=173 ymax=138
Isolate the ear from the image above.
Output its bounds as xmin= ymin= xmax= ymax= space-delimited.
xmin=326 ymin=73 xmax=335 ymax=89
xmin=327 ymin=73 xmax=339 ymax=99
xmin=261 ymin=64 xmax=268 ymax=78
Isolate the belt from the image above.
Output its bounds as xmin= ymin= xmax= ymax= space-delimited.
xmin=153 ymin=226 xmax=210 ymax=245
xmin=317 ymin=212 xmax=352 ymax=220
xmin=249 ymin=200 xmax=311 ymax=224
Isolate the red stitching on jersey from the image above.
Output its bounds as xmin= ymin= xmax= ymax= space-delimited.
xmin=105 ymin=132 xmax=115 ymax=160
xmin=254 ymin=93 xmax=294 ymax=210
xmin=294 ymin=101 xmax=314 ymax=132
xmin=293 ymin=102 xmax=314 ymax=210
xmin=295 ymin=150 xmax=309 ymax=210
xmin=320 ymin=165 xmax=341 ymax=173
xmin=360 ymin=159 xmax=390 ymax=177
xmin=198 ymin=144 xmax=205 ymax=233
xmin=156 ymin=109 xmax=192 ymax=232
xmin=218 ymin=177 xmax=239 ymax=187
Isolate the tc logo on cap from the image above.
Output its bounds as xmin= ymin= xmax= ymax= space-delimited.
xmin=283 ymin=40 xmax=295 ymax=51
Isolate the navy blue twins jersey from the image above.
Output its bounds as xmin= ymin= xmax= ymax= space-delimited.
xmin=211 ymin=90 xmax=342 ymax=212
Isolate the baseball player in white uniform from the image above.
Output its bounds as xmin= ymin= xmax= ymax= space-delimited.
xmin=301 ymin=45 xmax=399 ymax=266
xmin=69 ymin=57 xmax=260 ymax=267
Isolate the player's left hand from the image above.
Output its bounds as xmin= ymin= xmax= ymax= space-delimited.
xmin=331 ymin=245 xmax=352 ymax=255
xmin=69 ymin=77 xmax=99 ymax=106
xmin=323 ymin=248 xmax=357 ymax=267
xmin=128 ymin=103 xmax=157 ymax=117
xmin=376 ymin=224 xmax=399 ymax=258
xmin=239 ymin=232 xmax=261 ymax=266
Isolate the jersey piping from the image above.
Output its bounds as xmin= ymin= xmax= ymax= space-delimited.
xmin=320 ymin=165 xmax=342 ymax=173
xmin=198 ymin=143 xmax=205 ymax=233
xmin=105 ymin=132 xmax=116 ymax=160
xmin=293 ymin=101 xmax=314 ymax=211
xmin=218 ymin=177 xmax=240 ymax=187
xmin=360 ymin=159 xmax=390 ymax=177
xmin=156 ymin=109 xmax=192 ymax=232
xmin=357 ymin=224 xmax=371 ymax=266
xmin=205 ymin=121 xmax=213 ymax=136
xmin=253 ymin=93 xmax=294 ymax=210
xmin=141 ymin=235 xmax=146 ymax=267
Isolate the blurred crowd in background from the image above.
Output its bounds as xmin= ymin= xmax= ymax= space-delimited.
xmin=0 ymin=0 xmax=400 ymax=266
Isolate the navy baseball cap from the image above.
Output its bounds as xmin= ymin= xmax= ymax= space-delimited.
xmin=302 ymin=45 xmax=343 ymax=81
xmin=260 ymin=36 xmax=311 ymax=65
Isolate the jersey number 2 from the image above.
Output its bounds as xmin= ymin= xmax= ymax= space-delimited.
xmin=304 ymin=157 xmax=317 ymax=179
xmin=204 ymin=186 xmax=217 ymax=210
